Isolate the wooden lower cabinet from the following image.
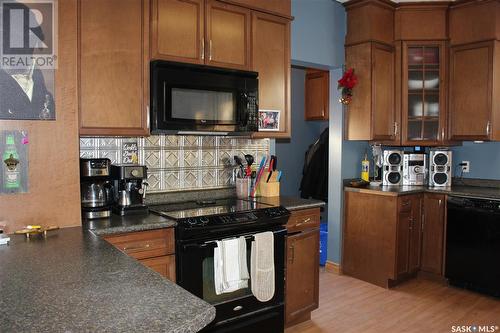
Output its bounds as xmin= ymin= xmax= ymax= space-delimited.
xmin=396 ymin=195 xmax=422 ymax=280
xmin=140 ymin=255 xmax=176 ymax=282
xmin=104 ymin=228 xmax=176 ymax=282
xmin=343 ymin=191 xmax=425 ymax=288
xmin=344 ymin=190 xmax=449 ymax=287
xmin=421 ymin=193 xmax=446 ymax=276
xmin=285 ymin=208 xmax=320 ymax=327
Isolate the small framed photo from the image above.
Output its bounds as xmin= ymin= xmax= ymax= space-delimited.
xmin=258 ymin=110 xmax=280 ymax=132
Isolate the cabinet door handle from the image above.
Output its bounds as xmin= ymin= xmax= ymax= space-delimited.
xmin=486 ymin=121 xmax=491 ymax=136
xmin=295 ymin=217 xmax=311 ymax=227
xmin=209 ymin=39 xmax=212 ymax=61
xmin=289 ymin=244 xmax=295 ymax=263
xmin=201 ymin=39 xmax=205 ymax=60
xmin=409 ymin=217 xmax=413 ymax=230
xmin=123 ymin=243 xmax=150 ymax=252
xmin=441 ymin=127 xmax=445 ymax=141
xmin=438 ymin=199 xmax=442 ymax=206
xmin=421 ymin=213 xmax=425 ymax=231
xmin=393 ymin=122 xmax=398 ymax=136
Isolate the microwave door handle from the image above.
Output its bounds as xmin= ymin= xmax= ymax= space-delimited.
xmin=240 ymin=93 xmax=249 ymax=126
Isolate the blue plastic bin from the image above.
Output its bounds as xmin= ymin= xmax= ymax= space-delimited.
xmin=319 ymin=223 xmax=328 ymax=266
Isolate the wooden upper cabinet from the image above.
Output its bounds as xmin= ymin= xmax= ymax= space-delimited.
xmin=345 ymin=42 xmax=397 ymax=142
xmin=344 ymin=0 xmax=395 ymax=46
xmin=251 ymin=12 xmax=291 ymax=138
xmin=449 ymin=41 xmax=500 ymax=140
xmin=395 ymin=3 xmax=448 ymax=41
xmin=151 ymin=0 xmax=204 ymax=64
xmin=305 ymin=70 xmax=329 ymax=121
xmin=219 ymin=0 xmax=291 ymax=17
xmin=421 ymin=193 xmax=445 ymax=276
xmin=285 ymin=228 xmax=320 ymax=326
xmin=79 ymin=0 xmax=149 ymax=136
xmin=401 ymin=41 xmax=448 ymax=145
xmin=449 ymin=0 xmax=500 ymax=46
xmin=205 ymin=0 xmax=251 ymax=70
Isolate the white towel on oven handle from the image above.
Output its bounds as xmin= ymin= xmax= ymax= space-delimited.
xmin=251 ymin=231 xmax=275 ymax=302
xmin=214 ymin=237 xmax=249 ymax=295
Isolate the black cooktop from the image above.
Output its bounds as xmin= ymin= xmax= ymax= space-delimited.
xmin=149 ymin=198 xmax=290 ymax=238
xmin=149 ymin=198 xmax=276 ymax=219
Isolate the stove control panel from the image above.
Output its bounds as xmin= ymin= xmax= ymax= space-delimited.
xmin=179 ymin=206 xmax=290 ymax=228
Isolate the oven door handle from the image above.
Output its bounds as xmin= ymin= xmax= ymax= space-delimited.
xmin=181 ymin=242 xmax=217 ymax=251
xmin=181 ymin=228 xmax=287 ymax=252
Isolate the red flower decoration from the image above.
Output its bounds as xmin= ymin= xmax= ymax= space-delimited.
xmin=338 ymin=68 xmax=358 ymax=105
xmin=338 ymin=68 xmax=358 ymax=90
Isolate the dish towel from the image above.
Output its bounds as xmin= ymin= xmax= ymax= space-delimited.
xmin=214 ymin=237 xmax=249 ymax=295
xmin=251 ymin=231 xmax=275 ymax=302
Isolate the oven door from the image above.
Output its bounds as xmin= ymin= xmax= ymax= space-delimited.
xmin=176 ymin=227 xmax=286 ymax=324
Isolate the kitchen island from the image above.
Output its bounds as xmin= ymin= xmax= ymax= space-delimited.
xmin=0 ymin=227 xmax=215 ymax=333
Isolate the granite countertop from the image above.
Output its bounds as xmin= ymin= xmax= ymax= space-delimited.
xmin=345 ymin=184 xmax=500 ymax=200
xmin=0 ymin=227 xmax=215 ymax=333
xmin=83 ymin=213 xmax=176 ymax=236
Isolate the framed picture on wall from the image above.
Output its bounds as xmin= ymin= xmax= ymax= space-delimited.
xmin=258 ymin=110 xmax=280 ymax=132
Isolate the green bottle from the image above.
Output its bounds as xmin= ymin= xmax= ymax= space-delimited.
xmin=3 ymin=134 xmax=20 ymax=190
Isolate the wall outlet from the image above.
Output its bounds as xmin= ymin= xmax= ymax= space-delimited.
xmin=462 ymin=161 xmax=470 ymax=173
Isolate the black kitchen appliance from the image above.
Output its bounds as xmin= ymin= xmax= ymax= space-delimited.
xmin=111 ymin=164 xmax=149 ymax=216
xmin=150 ymin=60 xmax=259 ymax=135
xmin=79 ymin=158 xmax=114 ymax=219
xmin=149 ymin=199 xmax=290 ymax=333
xmin=446 ymin=196 xmax=500 ymax=297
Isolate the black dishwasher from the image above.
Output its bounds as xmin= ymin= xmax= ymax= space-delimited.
xmin=446 ymin=196 xmax=500 ymax=297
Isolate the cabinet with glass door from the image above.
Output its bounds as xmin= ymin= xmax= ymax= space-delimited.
xmin=401 ymin=41 xmax=447 ymax=145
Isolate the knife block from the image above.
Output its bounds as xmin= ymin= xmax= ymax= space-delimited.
xmin=256 ymin=170 xmax=280 ymax=197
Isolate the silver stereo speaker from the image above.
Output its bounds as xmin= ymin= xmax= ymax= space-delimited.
xmin=429 ymin=150 xmax=452 ymax=187
xmin=403 ymin=153 xmax=427 ymax=186
xmin=383 ymin=150 xmax=403 ymax=186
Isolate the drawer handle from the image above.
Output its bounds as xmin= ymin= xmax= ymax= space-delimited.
xmin=402 ymin=201 xmax=410 ymax=206
xmin=123 ymin=244 xmax=150 ymax=251
xmin=296 ymin=217 xmax=312 ymax=226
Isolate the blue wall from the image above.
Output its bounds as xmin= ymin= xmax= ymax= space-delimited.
xmin=328 ymin=68 xmax=370 ymax=264
xmin=451 ymin=142 xmax=500 ymax=179
xmin=291 ymin=0 xmax=346 ymax=68
xmin=275 ymin=68 xmax=327 ymax=197
xmin=287 ymin=0 xmax=369 ymax=264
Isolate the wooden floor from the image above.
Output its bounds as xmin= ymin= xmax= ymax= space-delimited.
xmin=286 ymin=270 xmax=500 ymax=333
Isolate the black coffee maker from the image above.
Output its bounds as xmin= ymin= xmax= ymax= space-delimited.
xmin=80 ymin=158 xmax=114 ymax=219
xmin=111 ymin=164 xmax=149 ymax=216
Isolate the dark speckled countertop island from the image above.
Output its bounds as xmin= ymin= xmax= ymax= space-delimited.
xmin=0 ymin=227 xmax=215 ymax=333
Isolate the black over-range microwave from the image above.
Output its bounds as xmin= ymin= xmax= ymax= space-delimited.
xmin=150 ymin=61 xmax=259 ymax=135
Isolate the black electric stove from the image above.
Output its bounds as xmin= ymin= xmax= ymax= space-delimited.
xmin=149 ymin=198 xmax=290 ymax=333
xmin=149 ymin=198 xmax=290 ymax=240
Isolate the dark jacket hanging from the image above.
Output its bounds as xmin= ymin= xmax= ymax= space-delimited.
xmin=300 ymin=128 xmax=328 ymax=201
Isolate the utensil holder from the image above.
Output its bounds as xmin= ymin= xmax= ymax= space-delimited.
xmin=236 ymin=178 xmax=251 ymax=198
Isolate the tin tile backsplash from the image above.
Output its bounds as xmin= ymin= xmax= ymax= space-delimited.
xmin=80 ymin=135 xmax=270 ymax=193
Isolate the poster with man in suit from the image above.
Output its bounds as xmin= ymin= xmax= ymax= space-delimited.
xmin=0 ymin=0 xmax=56 ymax=120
